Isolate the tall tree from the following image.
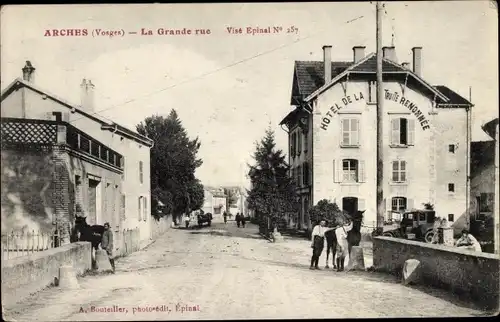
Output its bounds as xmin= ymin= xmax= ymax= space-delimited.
xmin=223 ymin=188 xmax=239 ymax=211
xmin=247 ymin=128 xmax=298 ymax=231
xmin=137 ymin=110 xmax=203 ymax=221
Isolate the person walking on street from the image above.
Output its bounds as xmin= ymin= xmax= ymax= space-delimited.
xmin=183 ymin=213 xmax=191 ymax=229
xmin=223 ymin=211 xmax=228 ymax=224
xmin=101 ymin=222 xmax=115 ymax=273
xmin=241 ymin=214 xmax=246 ymax=228
xmin=236 ymin=213 xmax=241 ymax=228
xmin=310 ymin=219 xmax=335 ymax=270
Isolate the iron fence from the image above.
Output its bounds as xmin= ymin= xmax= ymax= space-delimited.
xmin=1 ymin=229 xmax=61 ymax=260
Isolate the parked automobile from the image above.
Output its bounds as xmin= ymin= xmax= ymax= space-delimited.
xmin=383 ymin=209 xmax=437 ymax=243
xmin=197 ymin=212 xmax=213 ymax=227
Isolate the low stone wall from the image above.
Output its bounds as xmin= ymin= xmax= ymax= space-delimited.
xmin=373 ymin=236 xmax=500 ymax=311
xmin=1 ymin=241 xmax=91 ymax=307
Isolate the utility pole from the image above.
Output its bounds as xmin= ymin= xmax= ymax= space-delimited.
xmin=376 ymin=1 xmax=385 ymax=235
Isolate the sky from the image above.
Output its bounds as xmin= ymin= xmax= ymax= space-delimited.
xmin=1 ymin=2 xmax=498 ymax=189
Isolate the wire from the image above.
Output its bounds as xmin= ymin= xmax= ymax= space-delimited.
xmin=69 ymin=14 xmax=366 ymax=124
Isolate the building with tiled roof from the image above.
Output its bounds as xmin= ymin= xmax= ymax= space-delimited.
xmin=280 ymin=45 xmax=473 ymax=231
xmin=1 ymin=61 xmax=154 ymax=251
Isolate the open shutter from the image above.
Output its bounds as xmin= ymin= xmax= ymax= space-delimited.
xmin=354 ymin=119 xmax=360 ymax=146
xmin=138 ymin=197 xmax=142 ymax=221
xmin=358 ymin=198 xmax=366 ymax=212
xmin=408 ymin=119 xmax=415 ymax=146
xmin=144 ymin=197 xmax=148 ymax=221
xmin=358 ymin=160 xmax=366 ymax=182
xmin=407 ymin=198 xmax=414 ymax=211
xmin=333 ymin=160 xmax=340 ymax=183
xmin=391 ymin=118 xmax=399 ymax=145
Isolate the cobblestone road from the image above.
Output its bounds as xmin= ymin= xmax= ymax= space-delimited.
xmin=3 ymin=219 xmax=490 ymax=320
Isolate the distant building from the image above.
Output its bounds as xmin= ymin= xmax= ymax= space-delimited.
xmin=1 ymin=61 xmax=154 ymax=249
xmin=204 ymin=186 xmax=226 ymax=216
xmin=280 ymin=45 xmax=473 ymax=231
xmin=222 ymin=186 xmax=247 ymax=216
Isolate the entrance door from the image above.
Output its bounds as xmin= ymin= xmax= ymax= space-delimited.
xmin=342 ymin=197 xmax=358 ymax=217
xmin=88 ymin=179 xmax=100 ymax=225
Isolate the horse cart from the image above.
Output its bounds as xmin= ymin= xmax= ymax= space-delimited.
xmin=382 ymin=209 xmax=437 ymax=243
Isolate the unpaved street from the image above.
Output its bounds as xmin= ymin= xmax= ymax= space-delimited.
xmin=4 ymin=218 xmax=488 ymax=320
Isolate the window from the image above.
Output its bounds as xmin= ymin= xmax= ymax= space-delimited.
xmin=448 ymin=214 xmax=454 ymax=222
xmin=479 ymin=193 xmax=494 ymax=212
xmin=392 ymin=160 xmax=407 ymax=183
xmin=297 ymin=165 xmax=302 ymax=186
xmin=303 ymin=133 xmax=308 ymax=153
xmin=302 ymin=162 xmax=309 ymax=186
xmin=334 ymin=159 xmax=365 ymax=183
xmin=368 ymin=81 xmax=376 ymax=104
xmin=448 ymin=144 xmax=455 ymax=153
xmin=341 ymin=118 xmax=360 ymax=146
xmin=297 ymin=130 xmax=302 ymax=155
xmin=290 ymin=133 xmax=297 ymax=157
xmin=391 ymin=197 xmax=407 ymax=212
xmin=342 ymin=159 xmax=358 ymax=182
xmin=448 ymin=183 xmax=455 ymax=192
xmin=391 ymin=117 xmax=415 ymax=146
xmin=139 ymin=161 xmax=143 ymax=184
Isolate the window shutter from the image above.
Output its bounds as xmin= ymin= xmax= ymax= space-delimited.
xmin=358 ymin=198 xmax=366 ymax=211
xmin=354 ymin=119 xmax=360 ymax=146
xmin=138 ymin=197 xmax=142 ymax=221
xmin=144 ymin=197 xmax=148 ymax=221
xmin=333 ymin=160 xmax=339 ymax=183
xmin=391 ymin=118 xmax=399 ymax=145
xmin=407 ymin=198 xmax=414 ymax=211
xmin=408 ymin=119 xmax=415 ymax=146
xmin=358 ymin=160 xmax=366 ymax=182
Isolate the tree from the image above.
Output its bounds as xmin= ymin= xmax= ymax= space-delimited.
xmin=247 ymin=127 xmax=299 ymax=232
xmin=137 ymin=110 xmax=203 ymax=222
xmin=223 ymin=188 xmax=239 ymax=211
xmin=308 ymin=199 xmax=349 ymax=227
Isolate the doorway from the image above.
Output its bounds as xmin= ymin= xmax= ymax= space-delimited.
xmin=87 ymin=178 xmax=101 ymax=225
xmin=342 ymin=197 xmax=358 ymax=217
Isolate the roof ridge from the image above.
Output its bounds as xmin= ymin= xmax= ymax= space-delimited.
xmin=1 ymin=78 xmax=154 ymax=145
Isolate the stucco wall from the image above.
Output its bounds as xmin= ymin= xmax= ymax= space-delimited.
xmin=373 ymin=236 xmax=499 ymax=311
xmin=1 ymin=241 xmax=92 ymax=308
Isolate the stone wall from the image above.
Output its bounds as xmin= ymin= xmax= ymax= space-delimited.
xmin=1 ymin=241 xmax=92 ymax=308
xmin=373 ymin=236 xmax=499 ymax=311
xmin=151 ymin=215 xmax=172 ymax=240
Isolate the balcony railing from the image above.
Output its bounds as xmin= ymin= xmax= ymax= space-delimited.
xmin=1 ymin=117 xmax=123 ymax=170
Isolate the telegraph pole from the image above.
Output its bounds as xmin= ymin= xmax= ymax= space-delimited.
xmin=376 ymin=1 xmax=385 ymax=235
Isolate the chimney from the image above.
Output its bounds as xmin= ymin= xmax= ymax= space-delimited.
xmin=80 ymin=78 xmax=95 ymax=111
xmin=353 ymin=46 xmax=366 ymax=63
xmin=22 ymin=61 xmax=36 ymax=82
xmin=382 ymin=46 xmax=396 ymax=62
xmin=401 ymin=62 xmax=410 ymax=69
xmin=322 ymin=45 xmax=332 ymax=84
xmin=412 ymin=47 xmax=422 ymax=76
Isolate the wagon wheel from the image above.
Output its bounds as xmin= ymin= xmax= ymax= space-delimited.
xmin=424 ymin=230 xmax=435 ymax=243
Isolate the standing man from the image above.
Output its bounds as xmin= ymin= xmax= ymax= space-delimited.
xmin=241 ymin=214 xmax=246 ymax=228
xmin=101 ymin=222 xmax=115 ymax=273
xmin=335 ymin=219 xmax=353 ymax=272
xmin=310 ymin=219 xmax=336 ymax=270
xmin=223 ymin=211 xmax=228 ymax=224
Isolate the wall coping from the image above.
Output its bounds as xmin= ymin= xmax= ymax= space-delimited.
xmin=1 ymin=241 xmax=91 ymax=268
xmin=374 ymin=236 xmax=500 ymax=260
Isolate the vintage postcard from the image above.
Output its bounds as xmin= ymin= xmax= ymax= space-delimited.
xmin=1 ymin=2 xmax=498 ymax=320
